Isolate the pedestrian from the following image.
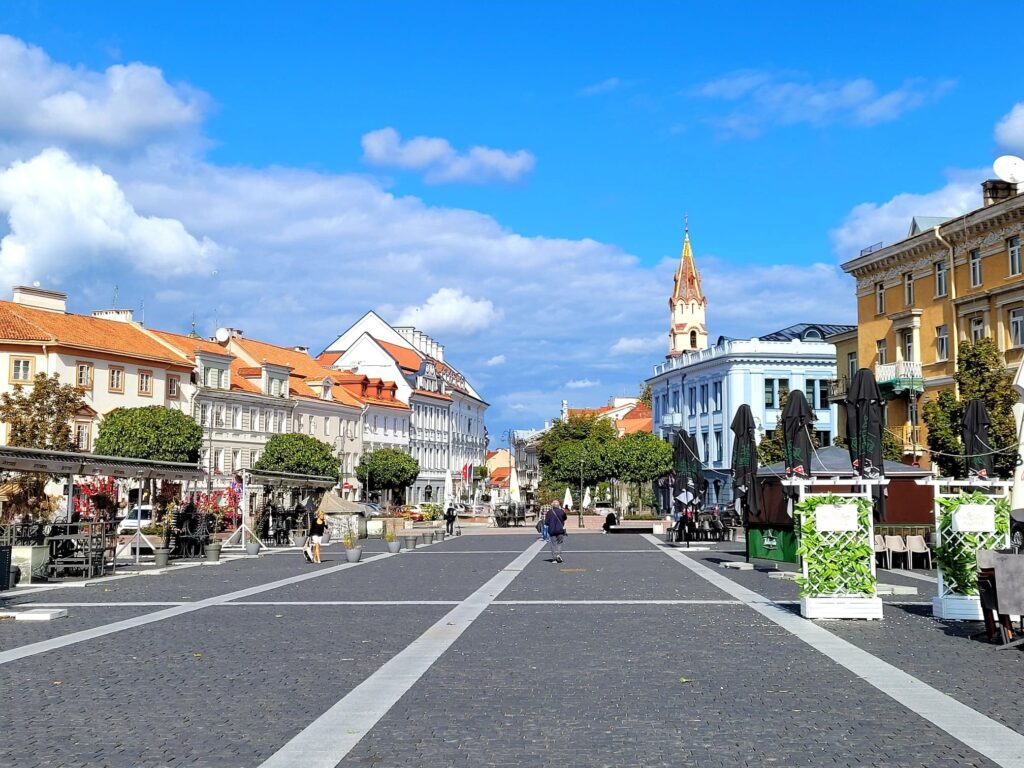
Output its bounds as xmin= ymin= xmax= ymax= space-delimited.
xmin=602 ymin=510 xmax=617 ymax=534
xmin=444 ymin=505 xmax=457 ymax=535
xmin=308 ymin=510 xmax=327 ymax=564
xmin=545 ymin=502 xmax=567 ymax=563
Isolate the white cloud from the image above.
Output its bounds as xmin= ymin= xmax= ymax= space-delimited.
xmin=829 ymin=168 xmax=982 ymax=263
xmin=578 ymin=77 xmax=626 ymax=97
xmin=610 ymin=334 xmax=664 ymax=356
xmin=996 ymin=103 xmax=1024 ymax=153
xmin=361 ymin=127 xmax=535 ymax=184
xmin=485 ymin=354 xmax=506 ymax=366
xmin=566 ymin=378 xmax=599 ymax=389
xmin=696 ymin=70 xmax=954 ymax=137
xmin=0 ymin=148 xmax=219 ymax=288
xmin=395 ymin=288 xmax=502 ymax=335
xmin=0 ymin=34 xmax=205 ymax=149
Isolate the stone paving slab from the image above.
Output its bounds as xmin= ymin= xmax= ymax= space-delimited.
xmin=0 ymin=604 xmax=448 ymax=768
xmin=256 ymin=551 xmax=522 ymax=602
xmin=0 ymin=606 xmax=157 ymax=651
xmin=341 ymin=603 xmax=994 ymax=768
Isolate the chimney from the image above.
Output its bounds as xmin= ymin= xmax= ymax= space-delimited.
xmin=92 ymin=308 xmax=134 ymax=323
xmin=12 ymin=285 xmax=67 ymax=313
xmin=983 ymin=179 xmax=1017 ymax=207
xmin=292 ymin=346 xmax=309 ymax=355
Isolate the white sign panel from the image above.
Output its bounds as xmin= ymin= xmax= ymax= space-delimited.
xmin=815 ymin=504 xmax=858 ymax=532
xmin=951 ymin=504 xmax=996 ymax=533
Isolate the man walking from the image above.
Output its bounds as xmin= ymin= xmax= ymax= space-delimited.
xmin=444 ymin=505 xmax=457 ymax=535
xmin=545 ymin=502 xmax=568 ymax=563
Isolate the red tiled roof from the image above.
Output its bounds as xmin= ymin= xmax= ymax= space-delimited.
xmin=568 ymin=405 xmax=615 ymax=418
xmin=489 ymin=466 xmax=511 ymax=487
xmin=616 ymin=403 xmax=653 ymax=434
xmin=377 ymin=340 xmax=422 ymax=373
xmin=149 ymin=329 xmax=262 ymax=394
xmin=315 ymin=351 xmax=342 ymax=367
xmin=0 ymin=301 xmax=187 ymax=365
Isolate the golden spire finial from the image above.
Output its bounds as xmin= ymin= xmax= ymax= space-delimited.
xmin=684 ymin=213 xmax=689 ymax=237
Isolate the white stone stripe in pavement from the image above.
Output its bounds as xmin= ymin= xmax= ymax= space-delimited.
xmin=878 ymin=567 xmax=938 ymax=583
xmin=0 ymin=553 xmax=396 ymax=666
xmin=17 ymin=600 xmax=463 ymax=608
xmin=643 ymin=534 xmax=1024 ymax=768
xmin=259 ymin=539 xmax=546 ymax=768
xmin=493 ymin=599 xmax=742 ymax=605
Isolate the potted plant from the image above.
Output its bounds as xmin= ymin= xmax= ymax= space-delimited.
xmin=343 ymin=528 xmax=362 ymax=563
xmin=245 ymin=508 xmax=263 ymax=556
xmin=152 ymin=496 xmax=176 ymax=568
xmin=384 ymin=526 xmax=401 ymax=554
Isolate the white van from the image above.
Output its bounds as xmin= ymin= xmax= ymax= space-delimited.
xmin=116 ymin=505 xmax=153 ymax=534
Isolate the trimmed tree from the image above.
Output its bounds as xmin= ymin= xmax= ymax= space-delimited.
xmin=254 ymin=433 xmax=340 ymax=477
xmin=612 ymin=432 xmax=673 ymax=513
xmin=547 ymin=438 xmax=616 ymax=496
xmin=95 ymin=406 xmax=203 ymax=463
xmin=0 ymin=372 xmax=83 ymax=451
xmin=355 ymin=448 xmax=420 ymax=510
xmin=923 ymin=338 xmax=1017 ymax=478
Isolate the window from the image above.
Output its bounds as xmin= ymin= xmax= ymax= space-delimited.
xmin=688 ymin=387 xmax=696 ymax=413
xmin=714 ymin=431 xmax=722 ymax=461
xmin=296 ymin=414 xmax=303 ymax=433
xmin=699 ymin=384 xmax=708 ymax=412
xmin=137 ymin=369 xmax=152 ymax=396
xmin=713 ymin=381 xmax=722 ymax=411
xmin=74 ymin=422 xmax=91 ymax=450
xmin=233 ymin=406 xmax=242 ymax=430
xmin=200 ymin=402 xmax=211 ymax=427
xmin=847 ymin=352 xmax=858 ymax=381
xmin=689 ymin=330 xmax=697 ymax=348
xmin=818 ymin=383 xmax=828 ymax=410
xmin=971 ymin=316 xmax=985 ymax=343
xmin=1011 ymin=308 xmax=1024 ymax=348
xmin=248 ymin=407 xmax=257 ymax=431
xmin=970 ymin=249 xmax=982 ymax=287
xmin=103 ymin=366 xmax=123 ymax=393
xmin=815 ymin=430 xmax=831 ymax=447
xmin=779 ymin=379 xmax=789 ymax=402
xmin=702 ymin=432 xmax=709 ymax=461
xmin=76 ymin=362 xmax=93 ymax=389
xmin=325 ymin=417 xmax=331 ymax=436
xmin=271 ymin=379 xmax=281 ymax=397
xmin=902 ymin=331 xmax=914 ymax=362
xmin=877 ymin=340 xmax=888 ymax=364
xmin=167 ymin=375 xmax=179 ymax=398
xmin=232 ymin=449 xmax=241 ymax=472
xmin=250 ymin=450 xmax=260 ymax=468
xmin=220 ymin=370 xmax=228 ymax=389
xmin=764 ymin=378 xmax=775 ymax=408
xmin=1010 ymin=236 xmax=1022 ymax=277
xmin=904 ymin=272 xmax=914 ymax=305
xmin=205 ymin=366 xmax=218 ymax=388
xmin=804 ymin=379 xmax=816 ymax=408
xmin=214 ymin=448 xmax=224 ymax=472
xmin=670 ymin=390 xmax=679 ymax=413
xmin=936 ymin=325 xmax=949 ymax=361
xmin=875 ymin=282 xmax=886 ymax=314
xmin=935 ymin=261 xmax=948 ymax=297
xmin=311 ymin=417 xmax=317 ymax=435
xmin=10 ymin=357 xmax=33 ymax=383
xmin=214 ymin=405 xmax=224 ymax=427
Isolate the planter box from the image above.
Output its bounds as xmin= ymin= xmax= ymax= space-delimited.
xmin=932 ymin=594 xmax=984 ymax=620
xmin=800 ymin=596 xmax=883 ymax=620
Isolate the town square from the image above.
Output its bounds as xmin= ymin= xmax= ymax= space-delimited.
xmin=3 ymin=3 xmax=1024 ymax=767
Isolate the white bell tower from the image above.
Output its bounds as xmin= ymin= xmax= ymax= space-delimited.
xmin=668 ymin=219 xmax=708 ymax=357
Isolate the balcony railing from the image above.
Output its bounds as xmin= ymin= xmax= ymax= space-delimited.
xmin=828 ymin=377 xmax=849 ymax=401
xmin=660 ymin=411 xmax=683 ymax=428
xmin=875 ymin=360 xmax=924 ymax=396
xmin=900 ymin=424 xmax=923 ymax=454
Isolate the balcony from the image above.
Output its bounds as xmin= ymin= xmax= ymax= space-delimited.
xmin=660 ymin=411 xmax=683 ymax=429
xmin=875 ymin=360 xmax=924 ymax=397
xmin=827 ymin=377 xmax=849 ymax=402
xmin=899 ymin=424 xmax=923 ymax=455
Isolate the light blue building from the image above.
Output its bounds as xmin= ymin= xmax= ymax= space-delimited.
xmin=645 ymin=230 xmax=852 ymax=511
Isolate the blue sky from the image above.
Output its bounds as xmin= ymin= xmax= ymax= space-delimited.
xmin=0 ymin=3 xmax=1023 ymax=440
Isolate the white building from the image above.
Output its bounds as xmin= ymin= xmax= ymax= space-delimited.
xmin=645 ymin=231 xmax=852 ymax=510
xmin=320 ymin=312 xmax=487 ymax=504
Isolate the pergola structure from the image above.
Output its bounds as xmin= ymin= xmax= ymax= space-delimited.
xmin=227 ymin=467 xmax=337 ymax=547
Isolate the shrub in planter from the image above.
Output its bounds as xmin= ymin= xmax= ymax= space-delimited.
xmin=794 ymin=494 xmax=875 ymax=598
xmin=934 ymin=492 xmax=1009 ymax=595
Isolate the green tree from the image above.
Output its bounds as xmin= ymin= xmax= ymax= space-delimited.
xmin=639 ymin=383 xmax=653 ymax=408
xmin=95 ymin=406 xmax=203 ymax=463
xmin=922 ymin=338 xmax=1017 ymax=478
xmin=832 ymin=431 xmax=904 ymax=464
xmin=254 ymin=432 xmax=340 ymax=477
xmin=547 ymin=438 xmax=616 ymax=490
xmin=0 ymin=372 xmax=83 ymax=450
xmin=355 ymin=448 xmax=420 ymax=508
xmin=537 ymin=414 xmax=617 ymax=469
xmin=612 ymin=432 xmax=672 ymax=512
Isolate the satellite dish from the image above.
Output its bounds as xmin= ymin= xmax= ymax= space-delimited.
xmin=214 ymin=327 xmax=231 ymax=343
xmin=994 ymin=155 xmax=1024 ymax=184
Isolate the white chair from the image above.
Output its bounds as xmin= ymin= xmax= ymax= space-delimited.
xmin=906 ymin=535 xmax=932 ymax=570
xmin=873 ymin=535 xmax=889 ymax=568
xmin=884 ymin=535 xmax=910 ymax=570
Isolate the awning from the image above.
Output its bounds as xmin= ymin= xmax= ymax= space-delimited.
xmin=0 ymin=444 xmax=205 ymax=481
xmin=242 ymin=468 xmax=337 ymax=489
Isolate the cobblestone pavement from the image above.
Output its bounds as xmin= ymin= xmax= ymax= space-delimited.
xmin=0 ymin=530 xmax=1018 ymax=767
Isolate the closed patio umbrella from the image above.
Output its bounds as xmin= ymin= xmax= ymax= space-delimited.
xmin=962 ymin=398 xmax=993 ymax=480
xmin=843 ymin=367 xmax=887 ymax=521
xmin=730 ymin=404 xmax=760 ymax=523
xmin=673 ymin=430 xmax=707 ymax=513
xmin=781 ymin=389 xmax=815 ymax=480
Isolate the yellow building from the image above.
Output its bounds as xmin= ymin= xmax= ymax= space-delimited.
xmin=840 ymin=179 xmax=1024 ymax=467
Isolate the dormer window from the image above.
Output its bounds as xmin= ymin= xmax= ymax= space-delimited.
xmin=270 ymin=378 xmax=281 ymax=397
xmin=802 ymin=328 xmax=822 ymax=340
xmin=205 ymin=367 xmax=219 ymax=388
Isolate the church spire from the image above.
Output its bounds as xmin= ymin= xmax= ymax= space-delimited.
xmin=667 ymin=221 xmax=708 ymax=357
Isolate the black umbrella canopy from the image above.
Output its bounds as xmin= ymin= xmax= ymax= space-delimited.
xmin=672 ymin=430 xmax=707 ymax=512
xmin=844 ymin=368 xmax=885 ymax=479
xmin=962 ymin=398 xmax=993 ymax=480
xmin=781 ymin=389 xmax=815 ymax=479
xmin=730 ymin=404 xmax=760 ymax=522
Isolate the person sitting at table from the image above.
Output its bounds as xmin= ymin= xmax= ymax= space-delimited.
xmin=712 ymin=514 xmax=726 ymax=542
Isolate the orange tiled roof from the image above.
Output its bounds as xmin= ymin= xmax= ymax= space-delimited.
xmin=485 ymin=450 xmax=498 ymax=460
xmin=0 ymin=301 xmax=187 ymax=365
xmin=489 ymin=466 xmax=511 ymax=487
xmin=568 ymin=405 xmax=615 ymax=418
xmin=149 ymin=329 xmax=263 ymax=394
xmin=412 ymin=388 xmax=452 ymax=401
xmin=377 ymin=340 xmax=422 ymax=373
xmin=315 ymin=351 xmax=342 ymax=367
xmin=616 ymin=403 xmax=653 ymax=434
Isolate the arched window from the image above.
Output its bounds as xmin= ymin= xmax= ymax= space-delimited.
xmin=425 ymin=485 xmax=433 ymax=501
xmin=689 ymin=330 xmax=697 ymax=348
xmin=803 ymin=328 xmax=822 ymax=340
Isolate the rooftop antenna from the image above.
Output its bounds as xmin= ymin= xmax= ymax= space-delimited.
xmin=994 ymin=155 xmax=1024 ymax=184
xmin=139 ymin=300 xmax=145 ymax=326
xmin=188 ymin=312 xmax=199 ymax=339
xmin=112 ymin=284 xmax=118 ymax=309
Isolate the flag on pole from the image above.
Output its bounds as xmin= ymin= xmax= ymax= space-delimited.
xmin=461 ymin=463 xmax=468 ymax=481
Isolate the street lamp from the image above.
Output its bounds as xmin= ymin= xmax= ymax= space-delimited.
xmin=578 ymin=454 xmax=584 ymax=528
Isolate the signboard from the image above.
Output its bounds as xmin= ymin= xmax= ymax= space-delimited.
xmin=814 ymin=504 xmax=858 ymax=532
xmin=747 ymin=526 xmax=798 ymax=563
xmin=951 ymin=504 xmax=996 ymax=533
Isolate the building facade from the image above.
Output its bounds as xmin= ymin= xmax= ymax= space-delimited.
xmin=840 ymin=179 xmax=1024 ymax=467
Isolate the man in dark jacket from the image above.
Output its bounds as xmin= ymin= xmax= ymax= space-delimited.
xmin=545 ymin=503 xmax=568 ymax=563
xmin=444 ymin=506 xmax=457 ymax=535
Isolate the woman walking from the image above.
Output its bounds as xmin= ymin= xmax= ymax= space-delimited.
xmin=309 ymin=511 xmax=327 ymax=564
